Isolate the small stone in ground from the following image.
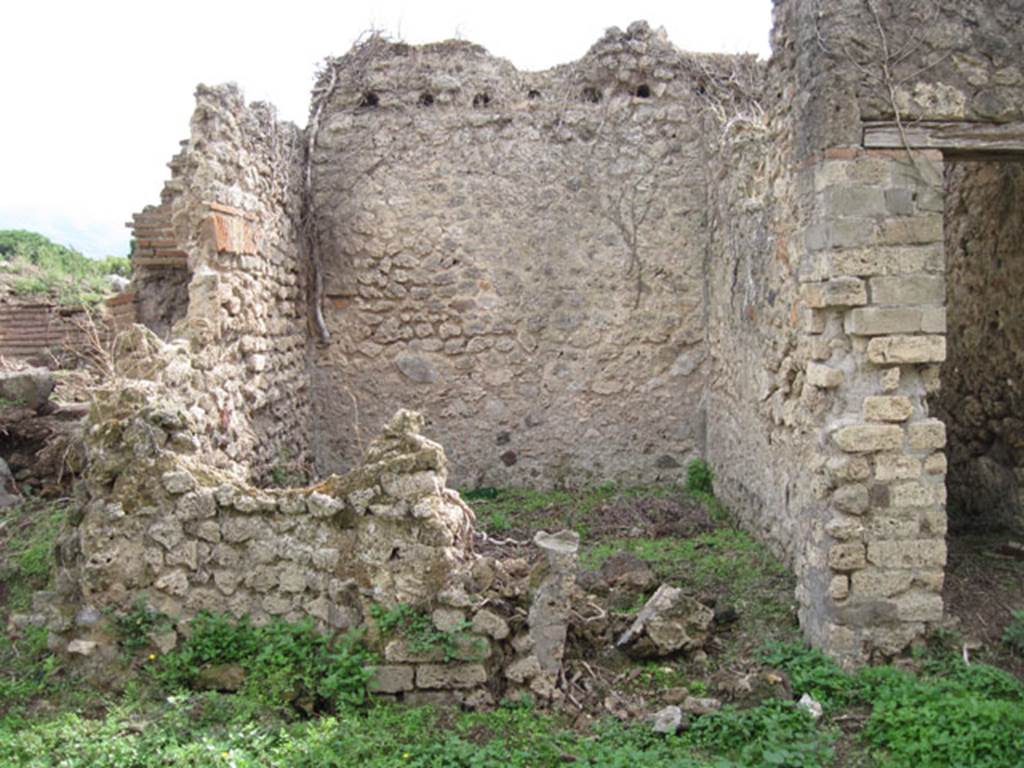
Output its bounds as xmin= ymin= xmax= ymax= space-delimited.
xmin=649 ymin=705 xmax=688 ymax=735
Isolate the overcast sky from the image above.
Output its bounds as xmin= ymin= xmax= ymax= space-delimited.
xmin=0 ymin=0 xmax=773 ymax=258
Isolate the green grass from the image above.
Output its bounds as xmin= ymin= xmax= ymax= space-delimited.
xmin=0 ymin=501 xmax=67 ymax=613
xmin=0 ymin=229 xmax=128 ymax=305
xmin=0 ymin=693 xmax=838 ymax=768
xmin=1 ymin=485 xmax=1022 ymax=767
xmin=581 ymin=528 xmax=793 ymax=623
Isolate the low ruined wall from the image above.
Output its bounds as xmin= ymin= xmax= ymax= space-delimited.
xmin=308 ymin=25 xmax=763 ymax=488
xmin=936 ymin=159 xmax=1024 ymax=533
xmin=30 ymin=337 xmax=578 ymax=704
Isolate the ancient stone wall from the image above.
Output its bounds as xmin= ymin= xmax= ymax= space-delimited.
xmin=746 ymin=0 xmax=1024 ymax=663
xmin=936 ymin=159 xmax=1024 ymax=533
xmin=32 ymin=328 xmax=578 ymax=705
xmin=308 ymin=25 xmax=762 ymax=488
xmin=101 ymin=1 xmax=1024 ymax=665
xmin=128 ymin=86 xmax=312 ymax=482
xmin=777 ymin=0 xmax=1024 ymax=161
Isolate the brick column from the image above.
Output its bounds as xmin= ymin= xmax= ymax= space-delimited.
xmin=796 ymin=147 xmax=948 ymax=662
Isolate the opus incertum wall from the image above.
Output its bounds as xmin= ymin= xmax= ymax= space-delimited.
xmin=119 ymin=1 xmax=1024 ymax=664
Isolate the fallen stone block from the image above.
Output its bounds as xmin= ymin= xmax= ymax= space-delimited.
xmin=617 ymin=584 xmax=714 ymax=658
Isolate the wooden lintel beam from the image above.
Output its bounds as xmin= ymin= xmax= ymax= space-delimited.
xmin=863 ymin=121 xmax=1024 ymax=154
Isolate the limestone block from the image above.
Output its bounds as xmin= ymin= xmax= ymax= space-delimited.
xmin=278 ymin=565 xmax=307 ymax=593
xmin=505 ymin=655 xmax=542 ymax=683
xmin=829 ymin=575 xmax=850 ymax=600
xmin=148 ymin=519 xmax=184 ymax=551
xmin=832 ymin=484 xmax=869 ymax=515
xmin=867 ymin=539 xmax=946 ymax=569
xmin=870 ymin=623 xmax=925 ymax=656
xmin=851 ymin=569 xmax=913 ymax=598
xmin=369 ymin=665 xmax=415 ymax=693
xmin=166 ymin=540 xmax=199 ymax=570
xmin=907 ymin=419 xmax=946 ymax=451
xmin=155 ymin=570 xmax=189 ymax=596
xmin=471 ymin=609 xmax=510 ymax=640
xmin=617 ymin=583 xmax=714 ymax=657
xmin=162 ymin=471 xmax=196 ymax=495
xmin=828 ymin=543 xmax=867 ymax=572
xmin=432 ymin=608 xmax=466 ymax=633
xmin=878 ymin=216 xmax=943 ymax=246
xmin=381 ymin=471 xmax=441 ymax=501
xmin=923 ymin=453 xmax=947 ymax=475
xmin=312 ymin=548 xmax=340 ymax=569
xmin=825 ymin=186 xmax=887 ymax=218
xmin=880 ymin=367 xmax=900 ymax=392
xmin=67 ymin=639 xmax=99 ymax=657
xmin=194 ymin=521 xmax=221 ymax=543
xmin=845 ymin=307 xmax=922 ymax=336
xmin=826 ymin=456 xmax=871 ymax=483
xmin=806 ymin=362 xmax=843 ymax=389
xmin=649 ymin=706 xmax=686 ymax=735
xmin=176 ymin=490 xmax=216 ymax=521
xmin=415 ymin=663 xmax=487 ymax=689
xmin=869 ymin=275 xmax=944 ymax=306
xmin=893 ymin=591 xmax=943 ymax=622
xmin=865 ymin=515 xmax=919 ymax=540
xmin=921 ymin=507 xmax=948 ymax=536
xmin=528 ymin=530 xmax=579 ymax=679
xmin=235 ymin=494 xmax=275 ymax=514
xmin=825 ymin=516 xmax=864 ymax=541
xmin=890 ymin=482 xmax=933 ymax=508
xmin=920 ymin=307 xmax=946 ymax=333
xmin=213 ymin=570 xmax=240 ymax=595
xmin=834 ymin=598 xmax=898 ymax=626
xmin=866 ymin=335 xmax=946 ymax=364
xmin=801 ymin=278 xmax=868 ymax=308
xmin=222 ymin=517 xmax=263 ymax=544
xmin=874 ymin=454 xmax=922 ymax=481
xmin=831 ymin=244 xmax=943 ymax=277
xmin=385 ymin=640 xmax=445 ymax=664
xmin=347 ymin=488 xmax=375 ymax=515
xmin=262 ymin=594 xmax=294 ymax=615
xmin=278 ymin=495 xmax=307 ymax=515
xmin=863 ymin=396 xmax=912 ymax=423
xmin=307 ymin=492 xmax=342 ymax=518
xmin=832 ymin=424 xmax=903 ymax=453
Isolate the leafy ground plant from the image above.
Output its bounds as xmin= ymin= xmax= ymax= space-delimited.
xmin=154 ymin=612 xmax=375 ymax=711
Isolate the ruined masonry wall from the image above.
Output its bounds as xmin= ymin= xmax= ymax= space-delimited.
xmin=39 ymin=357 xmax=575 ymax=705
xmin=309 ymin=26 xmax=763 ymax=488
xmin=153 ymin=86 xmax=312 ymax=482
xmin=936 ymin=160 xmax=1024 ymax=533
xmin=778 ymin=0 xmax=1024 ymax=161
xmin=706 ymin=2 xmax=813 ymax=572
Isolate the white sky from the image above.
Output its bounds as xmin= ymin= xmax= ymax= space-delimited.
xmin=0 ymin=0 xmax=773 ymax=258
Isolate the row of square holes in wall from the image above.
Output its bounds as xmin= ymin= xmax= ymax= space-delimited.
xmin=357 ymin=84 xmax=655 ymax=109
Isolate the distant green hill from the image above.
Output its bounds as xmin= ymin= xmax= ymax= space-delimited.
xmin=0 ymin=230 xmax=130 ymax=305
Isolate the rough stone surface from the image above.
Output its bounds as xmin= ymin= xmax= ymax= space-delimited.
xmin=54 ymin=0 xmax=1024 ymax=669
xmin=0 ymin=368 xmax=54 ymax=412
xmin=617 ymin=584 xmax=714 ymax=657
xmin=649 ymin=705 xmax=687 ymax=735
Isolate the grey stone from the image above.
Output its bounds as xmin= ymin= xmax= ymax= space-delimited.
xmin=0 ymin=367 xmax=54 ymax=411
xmin=617 ymin=584 xmax=714 ymax=657
xmin=649 ymin=705 xmax=687 ymax=735
xmin=161 ymin=471 xmax=196 ymax=495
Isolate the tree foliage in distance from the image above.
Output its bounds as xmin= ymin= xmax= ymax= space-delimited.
xmin=0 ymin=229 xmax=130 ymax=304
